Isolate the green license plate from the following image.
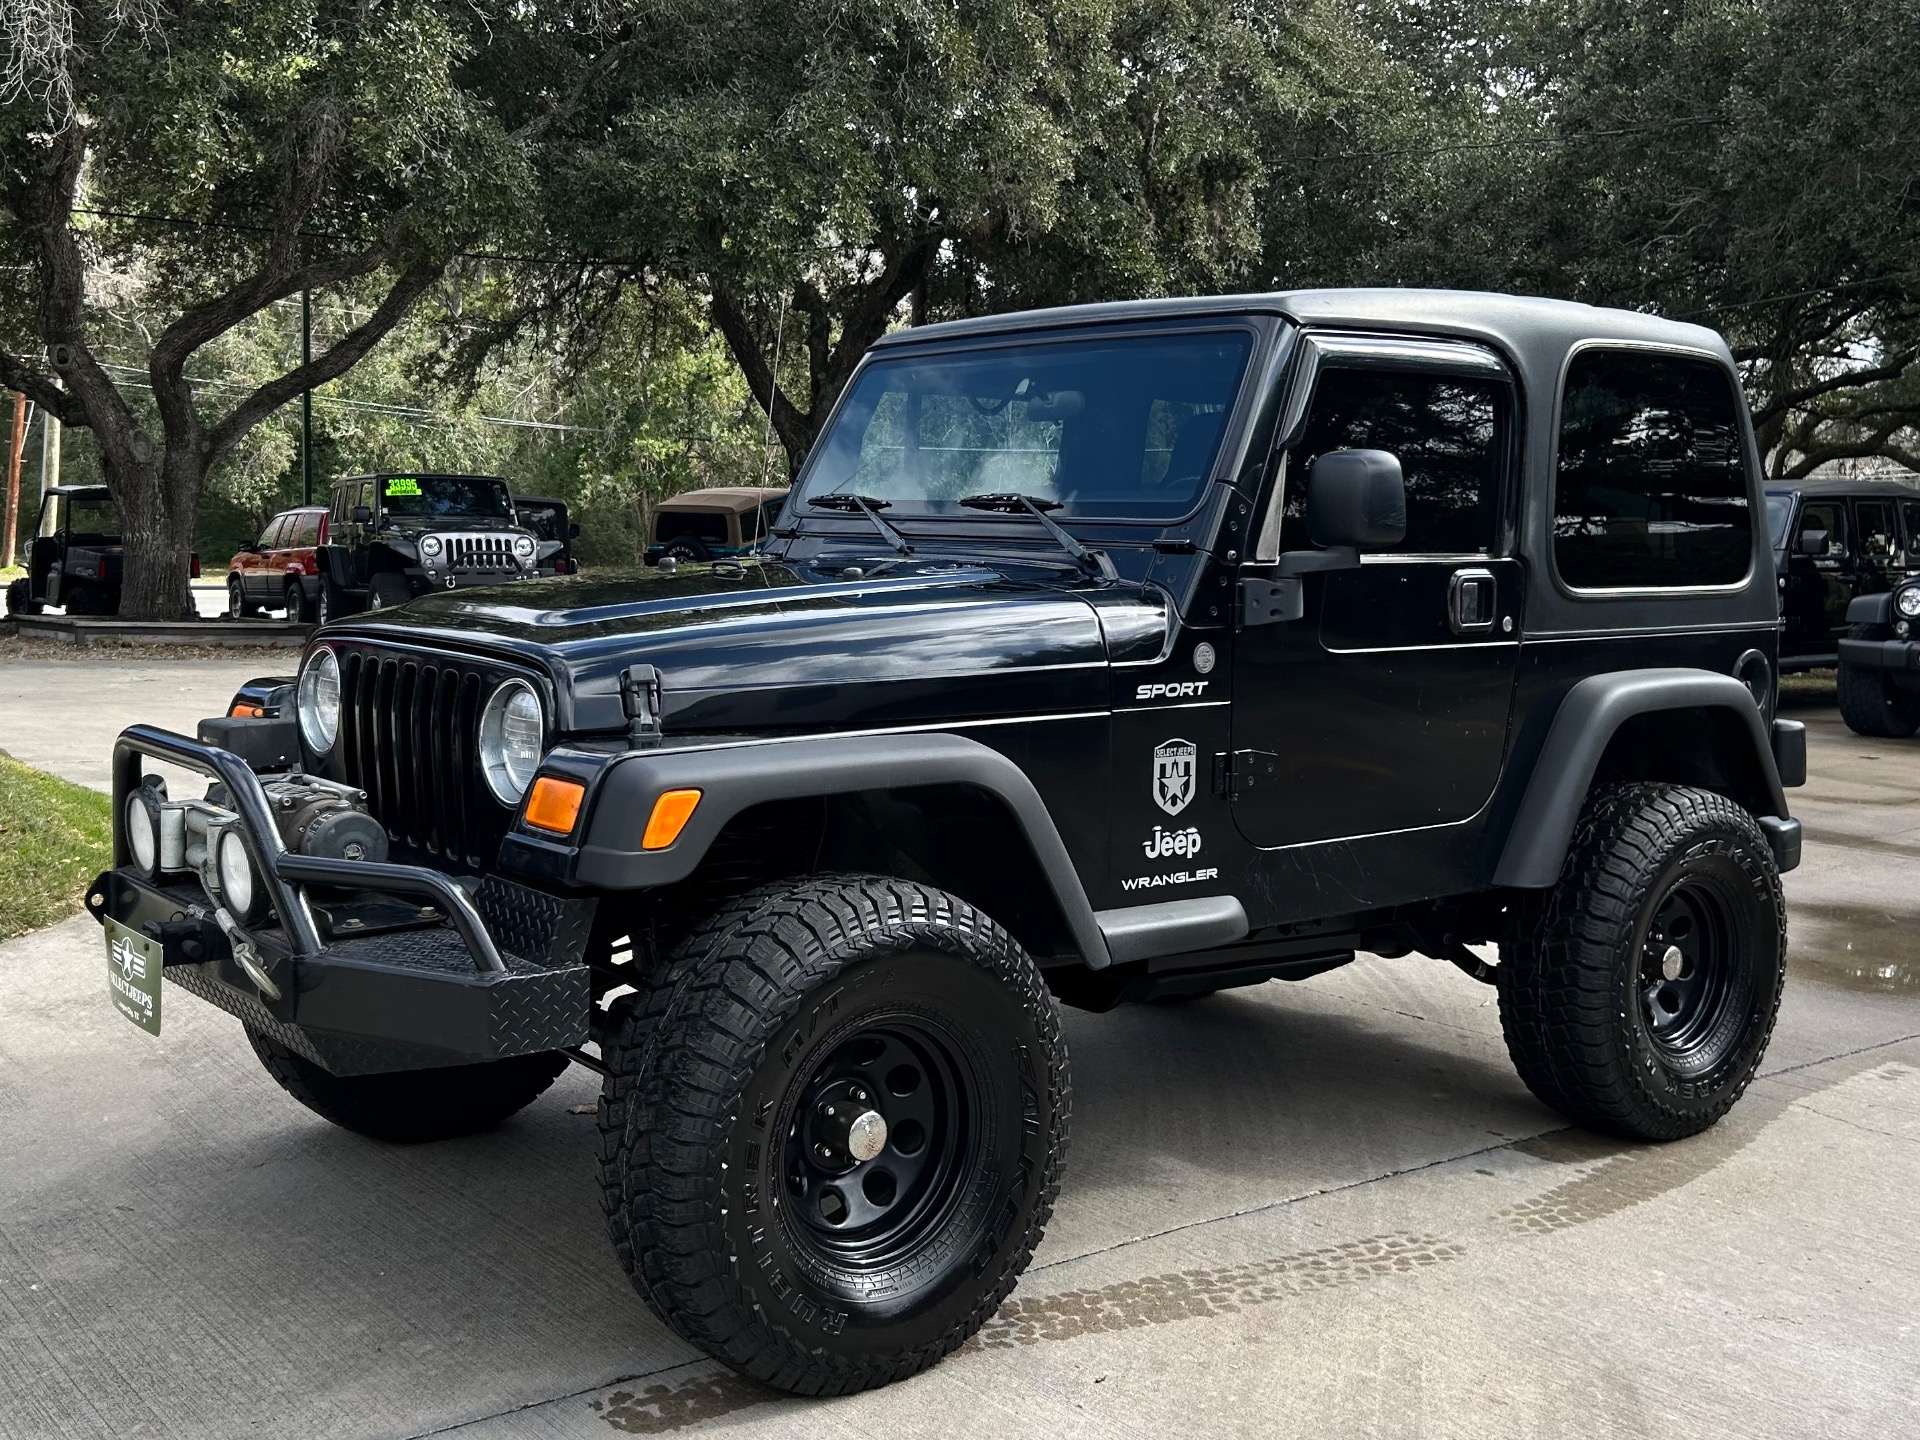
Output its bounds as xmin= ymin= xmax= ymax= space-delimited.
xmin=105 ymin=917 xmax=164 ymax=1036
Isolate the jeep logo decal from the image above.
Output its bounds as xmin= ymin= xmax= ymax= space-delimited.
xmin=1153 ymin=739 xmax=1197 ymax=816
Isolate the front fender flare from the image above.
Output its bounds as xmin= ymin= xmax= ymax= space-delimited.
xmin=1492 ymin=668 xmax=1792 ymax=889
xmin=575 ymin=732 xmax=1113 ymax=967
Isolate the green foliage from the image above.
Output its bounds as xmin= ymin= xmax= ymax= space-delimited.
xmin=0 ymin=749 xmax=113 ymax=941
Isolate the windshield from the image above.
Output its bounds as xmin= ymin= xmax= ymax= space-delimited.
xmin=798 ymin=330 xmax=1253 ymax=519
xmin=378 ymin=474 xmax=513 ymax=519
xmin=1765 ymin=494 xmax=1792 ymax=547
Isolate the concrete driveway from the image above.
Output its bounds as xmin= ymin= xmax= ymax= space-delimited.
xmin=0 ymin=667 xmax=1914 ymax=1440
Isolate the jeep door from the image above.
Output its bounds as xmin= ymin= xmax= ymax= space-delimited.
xmin=1231 ymin=337 xmax=1521 ymax=848
xmin=1791 ymin=499 xmax=1854 ymax=649
xmin=1854 ymin=498 xmax=1902 ymax=596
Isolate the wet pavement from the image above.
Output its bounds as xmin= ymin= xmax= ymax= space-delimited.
xmin=0 ymin=667 xmax=1914 ymax=1439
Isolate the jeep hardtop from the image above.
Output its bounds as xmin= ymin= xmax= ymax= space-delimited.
xmin=93 ymin=289 xmax=1806 ymax=1396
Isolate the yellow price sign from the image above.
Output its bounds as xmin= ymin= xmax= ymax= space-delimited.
xmin=385 ymin=477 xmax=422 ymax=497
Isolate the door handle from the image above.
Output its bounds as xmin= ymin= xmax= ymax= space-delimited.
xmin=1448 ymin=568 xmax=1497 ymax=634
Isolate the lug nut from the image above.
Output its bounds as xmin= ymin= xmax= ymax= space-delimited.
xmin=815 ymin=1143 xmax=833 ymax=1160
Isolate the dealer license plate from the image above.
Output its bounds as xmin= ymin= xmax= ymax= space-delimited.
xmin=105 ymin=917 xmax=164 ymax=1036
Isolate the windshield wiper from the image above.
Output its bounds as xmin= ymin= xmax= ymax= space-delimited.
xmin=958 ymin=493 xmax=1116 ymax=579
xmin=808 ymin=493 xmax=914 ymax=556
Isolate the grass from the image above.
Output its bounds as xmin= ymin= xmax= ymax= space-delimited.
xmin=0 ymin=749 xmax=113 ymax=941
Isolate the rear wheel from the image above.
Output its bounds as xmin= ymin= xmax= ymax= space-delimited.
xmin=1836 ymin=628 xmax=1920 ymax=736
xmin=284 ymin=580 xmax=310 ymax=624
xmin=246 ymin=1030 xmax=569 ymax=1143
xmin=1498 ymin=783 xmax=1785 ymax=1140
xmin=599 ymin=875 xmax=1070 ymax=1394
xmin=227 ymin=575 xmax=260 ymax=619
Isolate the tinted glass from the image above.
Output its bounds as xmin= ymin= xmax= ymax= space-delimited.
xmin=1554 ymin=351 xmax=1751 ymax=587
xmin=378 ymin=474 xmax=512 ymax=518
xmin=1764 ymin=495 xmax=1792 ymax=547
xmin=1279 ymin=368 xmax=1504 ymax=554
xmin=801 ymin=332 xmax=1252 ymax=519
xmin=1801 ymin=501 xmax=1846 ymax=558
xmin=258 ymin=516 xmax=288 ymax=549
xmin=655 ymin=510 xmax=731 ymax=544
xmin=292 ymin=512 xmax=322 ymax=547
xmin=1905 ymin=502 xmax=1920 ymax=557
xmin=1857 ymin=500 xmax=1897 ymax=560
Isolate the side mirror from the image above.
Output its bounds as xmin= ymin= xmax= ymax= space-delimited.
xmin=1241 ymin=449 xmax=1407 ymax=629
xmin=352 ymin=505 xmax=373 ymax=525
xmin=1306 ymin=449 xmax=1407 ymax=549
xmin=569 ymin=523 xmax=581 ymax=539
xmin=1796 ymin=528 xmax=1829 ymax=556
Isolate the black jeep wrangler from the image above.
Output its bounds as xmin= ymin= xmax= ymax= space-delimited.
xmin=313 ymin=471 xmax=542 ymax=621
xmin=92 ymin=290 xmax=1806 ymax=1396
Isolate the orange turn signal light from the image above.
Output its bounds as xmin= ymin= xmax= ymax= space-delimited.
xmin=229 ymin=702 xmax=266 ymax=718
xmin=641 ymin=788 xmax=702 ymax=850
xmin=523 ymin=775 xmax=587 ymax=835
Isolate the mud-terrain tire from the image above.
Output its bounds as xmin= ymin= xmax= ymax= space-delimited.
xmin=1836 ymin=628 xmax=1920 ymax=737
xmin=246 ymin=1030 xmax=569 ymax=1142
xmin=368 ymin=573 xmax=411 ymax=610
xmin=598 ymin=875 xmax=1070 ymax=1395
xmin=5 ymin=578 xmax=40 ymax=615
xmin=1497 ymin=783 xmax=1786 ymax=1141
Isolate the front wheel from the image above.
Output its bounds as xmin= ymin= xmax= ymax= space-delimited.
xmin=246 ymin=1030 xmax=569 ymax=1142
xmin=227 ymin=575 xmax=260 ymax=619
xmin=599 ymin=876 xmax=1070 ymax=1395
xmin=1498 ymin=783 xmax=1786 ymax=1141
xmin=367 ymin=573 xmax=411 ymax=610
xmin=1836 ymin=631 xmax=1920 ymax=737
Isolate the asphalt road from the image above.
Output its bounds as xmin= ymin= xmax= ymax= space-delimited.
xmin=0 ymin=660 xmax=1914 ymax=1440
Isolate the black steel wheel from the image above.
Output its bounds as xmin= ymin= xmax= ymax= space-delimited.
xmin=1499 ymin=783 xmax=1786 ymax=1140
xmin=598 ymin=875 xmax=1070 ymax=1395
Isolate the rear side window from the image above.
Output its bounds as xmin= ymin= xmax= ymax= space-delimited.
xmin=1856 ymin=500 xmax=1898 ymax=559
xmin=655 ymin=509 xmax=731 ymax=545
xmin=1904 ymin=501 xmax=1920 ymax=559
xmin=292 ymin=512 xmax=322 ymax=547
xmin=1553 ymin=350 xmax=1752 ymax=588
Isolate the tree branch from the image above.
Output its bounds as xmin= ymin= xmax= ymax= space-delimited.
xmin=204 ymin=259 xmax=443 ymax=460
xmin=0 ymin=348 xmax=83 ymax=424
xmin=1750 ymin=348 xmax=1920 ymax=428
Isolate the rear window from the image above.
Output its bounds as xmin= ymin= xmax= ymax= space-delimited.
xmin=1553 ymin=350 xmax=1752 ymax=589
xmin=654 ymin=509 xmax=731 ymax=544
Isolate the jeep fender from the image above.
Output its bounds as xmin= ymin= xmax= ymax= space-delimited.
xmin=1846 ymin=592 xmax=1892 ymax=626
xmin=575 ymin=732 xmax=1116 ymax=967
xmin=1492 ymin=668 xmax=1797 ymax=888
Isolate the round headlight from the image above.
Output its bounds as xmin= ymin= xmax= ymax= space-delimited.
xmin=1896 ymin=585 xmax=1920 ymax=619
xmin=513 ymin=534 xmax=536 ymax=559
xmin=298 ymin=647 xmax=341 ymax=753
xmin=217 ymin=828 xmax=264 ymax=922
xmin=420 ymin=533 xmax=443 ymax=557
xmin=478 ymin=680 xmax=543 ymax=803
xmin=125 ymin=792 xmax=158 ymax=876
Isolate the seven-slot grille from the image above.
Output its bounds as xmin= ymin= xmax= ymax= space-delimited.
xmin=334 ymin=648 xmax=517 ymax=866
xmin=440 ymin=532 xmax=521 ymax=572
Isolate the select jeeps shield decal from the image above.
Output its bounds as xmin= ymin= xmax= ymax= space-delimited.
xmin=1153 ymin=738 xmax=1197 ymax=816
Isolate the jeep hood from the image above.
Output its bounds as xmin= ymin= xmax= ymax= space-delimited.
xmin=325 ymin=561 xmax=1168 ymax=734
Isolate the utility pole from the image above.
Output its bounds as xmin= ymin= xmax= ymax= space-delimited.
xmin=3 ymin=391 xmax=26 ymax=568
xmin=39 ymin=403 xmax=60 ymax=499
xmin=301 ymin=289 xmax=315 ymax=505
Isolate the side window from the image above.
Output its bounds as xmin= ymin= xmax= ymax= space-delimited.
xmin=1278 ymin=368 xmax=1505 ymax=555
xmin=1800 ymin=501 xmax=1846 ymax=559
xmin=1856 ymin=500 xmax=1897 ymax=560
xmin=293 ymin=512 xmax=322 ymax=547
xmin=258 ymin=516 xmax=288 ymax=549
xmin=1903 ymin=501 xmax=1920 ymax=562
xmin=1553 ymin=350 xmax=1751 ymax=588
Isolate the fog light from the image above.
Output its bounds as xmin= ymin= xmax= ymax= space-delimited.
xmin=1898 ymin=620 xmax=1911 ymax=638
xmin=216 ymin=828 xmax=268 ymax=924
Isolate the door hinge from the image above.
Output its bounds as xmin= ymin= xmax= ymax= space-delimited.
xmin=1213 ymin=748 xmax=1279 ymax=799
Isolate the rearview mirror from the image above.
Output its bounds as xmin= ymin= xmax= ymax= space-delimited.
xmin=1796 ymin=528 xmax=1829 ymax=556
xmin=351 ymin=505 xmax=373 ymax=525
xmin=1306 ymin=449 xmax=1407 ymax=549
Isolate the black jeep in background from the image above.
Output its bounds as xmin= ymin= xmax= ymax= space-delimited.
xmin=6 ymin=485 xmax=126 ymax=616
xmin=1768 ymin=475 xmax=1920 ymax=670
xmin=312 ymin=472 xmax=544 ymax=622
xmin=95 ymin=290 xmax=1805 ymax=1397
xmin=512 ymin=494 xmax=581 ymax=575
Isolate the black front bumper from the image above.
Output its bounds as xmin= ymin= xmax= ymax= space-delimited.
xmin=98 ymin=725 xmax=594 ymax=1076
xmin=1838 ymin=636 xmax=1920 ymax=673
